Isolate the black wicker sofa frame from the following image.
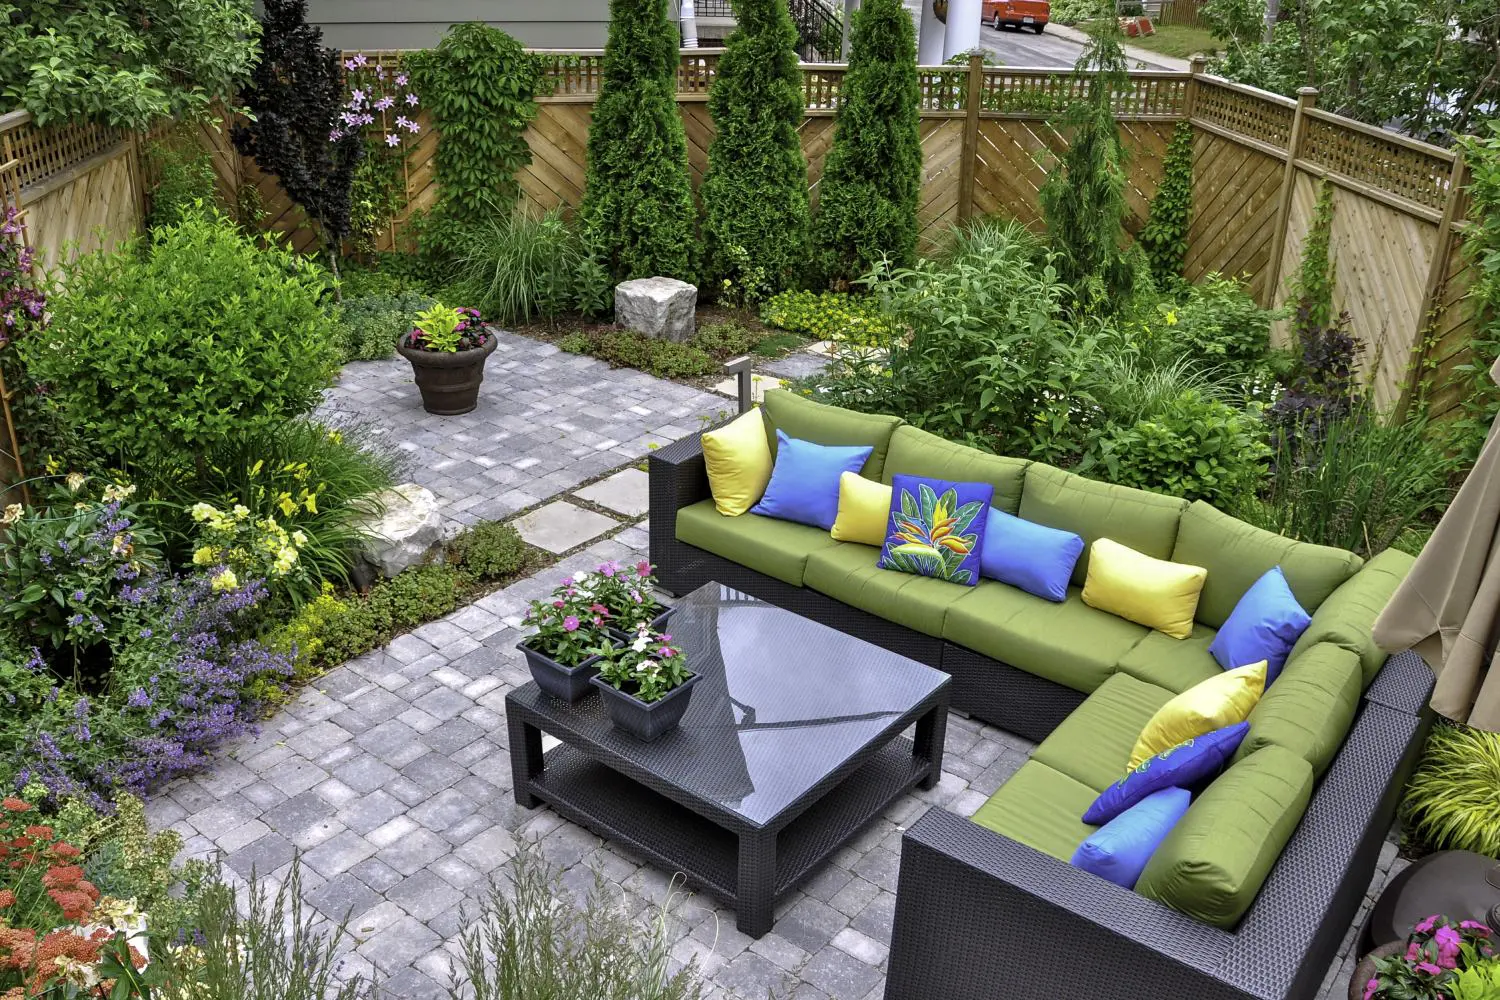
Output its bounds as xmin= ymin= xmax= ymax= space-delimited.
xmin=649 ymin=430 xmax=1436 ymax=1000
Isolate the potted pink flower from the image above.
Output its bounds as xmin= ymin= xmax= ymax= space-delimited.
xmin=591 ymin=623 xmax=699 ymax=742
xmin=518 ymin=575 xmax=618 ymax=702
xmin=1355 ymin=914 xmax=1495 ymax=1000
xmin=397 ymin=303 xmax=497 ymax=415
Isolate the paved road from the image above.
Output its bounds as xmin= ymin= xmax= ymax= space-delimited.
xmin=978 ymin=20 xmax=1185 ymax=70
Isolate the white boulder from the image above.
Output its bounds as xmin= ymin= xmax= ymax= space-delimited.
xmin=615 ymin=276 xmax=697 ymax=342
xmin=354 ymin=483 xmax=442 ymax=578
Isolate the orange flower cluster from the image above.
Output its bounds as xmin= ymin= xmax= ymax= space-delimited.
xmin=0 ymin=797 xmax=142 ymax=998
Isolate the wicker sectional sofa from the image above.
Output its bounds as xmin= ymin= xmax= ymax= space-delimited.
xmin=648 ymin=390 xmax=1435 ymax=1000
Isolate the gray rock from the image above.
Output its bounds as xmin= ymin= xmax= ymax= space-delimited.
xmin=354 ymin=483 xmax=442 ymax=578
xmin=614 ymin=277 xmax=697 ymax=341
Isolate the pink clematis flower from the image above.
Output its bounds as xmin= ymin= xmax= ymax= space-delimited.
xmin=386 ymin=134 xmax=401 ymax=147
xmin=395 ymin=73 xmax=408 ymax=86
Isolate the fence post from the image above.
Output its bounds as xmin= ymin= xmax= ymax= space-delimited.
xmin=1397 ymin=150 xmax=1470 ymax=419
xmin=958 ymin=52 xmax=984 ymax=223
xmin=1184 ymin=55 xmax=1206 ymax=118
xmin=1262 ymin=85 xmax=1318 ymax=309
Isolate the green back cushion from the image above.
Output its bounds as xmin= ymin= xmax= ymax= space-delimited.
xmin=1171 ymin=501 xmax=1364 ymax=628
xmin=1137 ymin=745 xmax=1314 ymax=929
xmin=1236 ymin=642 xmax=1362 ymax=775
xmin=1018 ymin=464 xmax=1189 ymax=586
xmin=1290 ymin=548 xmax=1416 ymax=686
xmin=881 ymin=425 xmax=1032 ymax=515
xmin=761 ymin=390 xmax=903 ymax=480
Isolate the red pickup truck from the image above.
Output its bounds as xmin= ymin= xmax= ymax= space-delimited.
xmin=982 ymin=0 xmax=1050 ymax=32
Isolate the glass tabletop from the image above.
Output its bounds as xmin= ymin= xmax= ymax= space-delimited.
xmin=521 ymin=583 xmax=950 ymax=827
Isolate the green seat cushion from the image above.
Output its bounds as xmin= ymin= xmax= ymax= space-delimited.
xmin=761 ymin=390 xmax=903 ymax=480
xmin=1114 ymin=623 xmax=1224 ymax=694
xmin=1138 ymin=745 xmax=1314 ymax=929
xmin=971 ymin=761 xmax=1099 ymax=861
xmin=945 ymin=581 xmax=1151 ymax=693
xmin=1289 ymin=548 xmax=1416 ymax=686
xmin=802 ymin=543 xmax=961 ymax=637
xmin=1018 ymin=464 xmax=1189 ymax=587
xmin=675 ymin=500 xmax=841 ymax=587
xmin=880 ymin=425 xmax=1031 ymax=515
xmin=1032 ymin=673 xmax=1175 ymax=791
xmin=1236 ymin=642 xmax=1361 ymax=775
xmin=1171 ymin=501 xmax=1365 ymax=627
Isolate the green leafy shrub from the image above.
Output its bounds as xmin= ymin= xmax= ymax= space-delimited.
xmin=760 ymin=290 xmax=899 ymax=347
xmin=447 ymin=207 xmax=581 ymax=324
xmin=145 ymin=129 xmax=223 ymax=231
xmin=1094 ymin=390 xmax=1270 ymax=506
xmin=1242 ymin=406 xmax=1451 ymax=557
xmin=692 ymin=321 xmax=760 ymax=356
xmin=1138 ymin=120 xmax=1194 ymax=287
xmin=406 ymin=24 xmax=542 ymax=229
xmin=451 ymin=522 xmax=534 ymax=579
xmin=811 ymin=0 xmax=923 ymax=287
xmin=1168 ymin=274 xmax=1273 ymax=366
xmin=581 ymin=0 xmax=698 ymax=281
xmin=335 ymin=291 xmax=435 ymax=361
xmin=1402 ymin=722 xmax=1500 ymax=858
xmin=24 ymin=213 xmax=340 ymax=472
xmin=556 ymin=329 xmax=720 ymax=380
xmin=700 ymin=0 xmax=810 ymax=295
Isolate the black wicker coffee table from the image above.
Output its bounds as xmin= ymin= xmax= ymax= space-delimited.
xmin=505 ymin=583 xmax=951 ymax=936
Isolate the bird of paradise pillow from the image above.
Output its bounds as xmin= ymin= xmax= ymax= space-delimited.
xmin=878 ymin=475 xmax=994 ymax=586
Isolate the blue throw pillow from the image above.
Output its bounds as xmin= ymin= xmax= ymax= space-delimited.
xmin=879 ymin=475 xmax=993 ymax=586
xmin=1082 ymin=721 xmax=1249 ymax=825
xmin=979 ymin=508 xmax=1085 ymax=602
xmin=750 ymin=431 xmax=873 ymax=531
xmin=1072 ymin=787 xmax=1193 ymax=889
xmin=1209 ymin=567 xmax=1312 ymax=684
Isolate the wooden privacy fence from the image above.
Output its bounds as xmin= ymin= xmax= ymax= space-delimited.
xmin=1 ymin=50 xmax=1485 ymax=420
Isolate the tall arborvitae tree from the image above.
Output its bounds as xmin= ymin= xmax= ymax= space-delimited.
xmin=1039 ymin=8 xmax=1136 ymax=314
xmin=810 ymin=0 xmax=922 ymax=288
xmin=233 ymin=0 xmax=361 ymax=283
xmin=700 ymin=0 xmax=811 ymax=295
xmin=581 ymin=0 xmax=698 ymax=282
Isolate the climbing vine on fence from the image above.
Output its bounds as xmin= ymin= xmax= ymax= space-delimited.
xmin=1138 ymin=120 xmax=1194 ymax=287
xmin=1291 ymin=181 xmax=1336 ymax=342
xmin=1442 ymin=124 xmax=1500 ymax=467
xmin=406 ymin=24 xmax=543 ymax=229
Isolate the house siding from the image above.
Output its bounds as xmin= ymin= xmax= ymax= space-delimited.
xmin=302 ymin=0 xmax=668 ymax=50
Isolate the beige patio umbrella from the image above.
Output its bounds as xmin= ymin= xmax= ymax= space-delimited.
xmin=1373 ymin=357 xmax=1500 ymax=732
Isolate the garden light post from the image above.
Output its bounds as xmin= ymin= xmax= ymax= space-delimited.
xmin=942 ymin=0 xmax=982 ymax=60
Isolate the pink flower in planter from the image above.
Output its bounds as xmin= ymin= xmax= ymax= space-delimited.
xmin=1362 ymin=978 xmax=1378 ymax=1000
xmin=1462 ymin=921 xmax=1492 ymax=934
xmin=552 ymin=600 xmax=565 ymax=609
xmin=1414 ymin=916 xmax=1439 ymax=934
xmin=563 ymin=616 xmax=580 ymax=632
xmin=1415 ymin=962 xmax=1444 ymax=977
xmin=1434 ymin=926 xmax=1462 ymax=968
xmin=636 ymin=560 xmax=652 ymax=577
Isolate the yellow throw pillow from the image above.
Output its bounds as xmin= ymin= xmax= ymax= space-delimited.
xmin=701 ymin=411 xmax=773 ymax=517
xmin=1082 ymin=538 xmax=1207 ymax=639
xmin=1129 ymin=661 xmax=1268 ymax=769
xmin=830 ymin=472 xmax=893 ymax=545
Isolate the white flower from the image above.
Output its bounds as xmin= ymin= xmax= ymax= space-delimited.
xmin=101 ymin=483 xmax=136 ymax=502
xmin=190 ymin=502 xmax=218 ymax=522
xmin=232 ymin=504 xmax=250 ymax=520
xmin=65 ymin=472 xmax=86 ymax=492
xmin=632 ymin=636 xmax=650 ymax=653
xmin=0 ymin=503 xmax=22 ymax=525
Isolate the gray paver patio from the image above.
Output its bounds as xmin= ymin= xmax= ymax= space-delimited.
xmin=154 ymin=337 xmax=1396 ymax=1000
xmin=574 ymin=466 xmax=652 ymax=517
xmin=512 ymin=499 xmax=620 ymax=553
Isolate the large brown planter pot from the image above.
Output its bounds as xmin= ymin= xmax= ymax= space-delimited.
xmin=397 ymin=332 xmax=498 ymax=415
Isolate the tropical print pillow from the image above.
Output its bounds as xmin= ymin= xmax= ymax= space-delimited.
xmin=878 ymin=475 xmax=993 ymax=586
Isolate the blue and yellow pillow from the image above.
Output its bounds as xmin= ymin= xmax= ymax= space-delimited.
xmin=1085 ymin=721 xmax=1249 ymax=825
xmin=878 ymin=475 xmax=992 ymax=586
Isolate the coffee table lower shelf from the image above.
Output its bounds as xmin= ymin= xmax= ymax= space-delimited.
xmin=518 ymin=738 xmax=931 ymax=936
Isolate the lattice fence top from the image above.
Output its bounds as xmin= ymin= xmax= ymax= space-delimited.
xmin=0 ymin=112 xmax=127 ymax=194
xmin=1299 ymin=109 xmax=1455 ymax=211
xmin=976 ymin=70 xmax=1186 ymax=117
xmin=1194 ymin=79 xmax=1295 ymax=149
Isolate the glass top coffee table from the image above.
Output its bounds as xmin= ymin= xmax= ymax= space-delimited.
xmin=505 ymin=583 xmax=951 ymax=937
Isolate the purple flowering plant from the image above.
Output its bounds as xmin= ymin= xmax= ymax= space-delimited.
xmin=521 ymin=572 xmax=617 ymax=668
xmin=585 ymin=559 xmax=665 ymax=631
xmin=1365 ymin=914 xmax=1496 ymax=1000
xmin=336 ymin=53 xmax=422 ymax=252
xmin=0 ymin=477 xmax=161 ymax=675
xmin=596 ymin=623 xmax=689 ymax=704
xmin=0 ymin=208 xmax=44 ymax=351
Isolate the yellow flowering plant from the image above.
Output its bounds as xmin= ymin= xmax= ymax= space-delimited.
xmin=188 ymin=500 xmax=308 ymax=596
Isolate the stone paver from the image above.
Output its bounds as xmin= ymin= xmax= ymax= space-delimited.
xmin=318 ymin=330 xmax=729 ymax=533
xmin=573 ymin=467 xmax=652 ymax=517
xmin=512 ymin=500 xmax=620 ymax=554
xmin=155 ymin=337 xmax=1391 ymax=1000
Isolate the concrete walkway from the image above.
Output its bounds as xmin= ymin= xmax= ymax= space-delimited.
xmin=154 ymin=342 xmax=1397 ymax=1000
